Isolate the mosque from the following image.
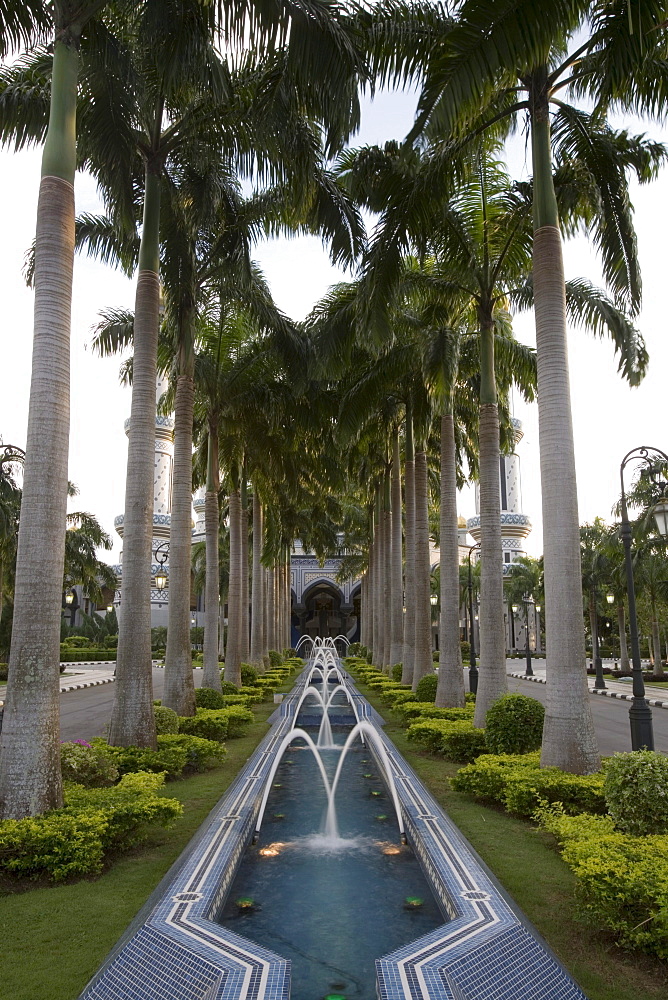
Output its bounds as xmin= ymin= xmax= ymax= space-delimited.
xmin=109 ymin=384 xmax=533 ymax=651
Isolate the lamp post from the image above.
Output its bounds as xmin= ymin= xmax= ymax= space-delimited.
xmin=467 ymin=543 xmax=481 ymax=694
xmin=64 ymin=588 xmax=78 ymax=627
xmin=153 ymin=541 xmax=169 ymax=593
xmin=510 ymin=604 xmax=518 ymax=652
xmin=606 ymin=593 xmax=615 ymax=666
xmin=618 ymin=446 xmax=668 ymax=750
xmin=535 ymin=604 xmax=541 ymax=654
xmin=522 ymin=594 xmax=534 ymax=676
xmin=592 ymin=587 xmax=607 ymax=690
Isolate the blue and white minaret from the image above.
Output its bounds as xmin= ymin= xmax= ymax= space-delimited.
xmin=112 ymin=377 xmax=175 ymax=626
xmin=466 ymin=417 xmax=532 ymax=573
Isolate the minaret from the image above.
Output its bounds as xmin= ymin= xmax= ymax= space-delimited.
xmin=112 ymin=377 xmax=175 ymax=625
xmin=466 ymin=417 xmax=532 ymax=574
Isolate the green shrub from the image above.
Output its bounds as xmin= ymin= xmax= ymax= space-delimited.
xmin=0 ymin=772 xmax=182 ymax=881
xmin=406 ymin=718 xmax=486 ymax=762
xmin=268 ymin=649 xmax=284 ymax=666
xmin=221 ymin=705 xmax=254 ymax=738
xmin=378 ymin=684 xmax=410 ymax=705
xmin=178 ymin=709 xmax=228 ymax=743
xmin=484 ymin=694 xmax=545 ymax=755
xmin=460 ymin=641 xmax=470 ymax=656
xmin=0 ymin=662 xmax=8 ymax=682
xmin=604 ymin=750 xmax=668 ymax=836
xmin=97 ymin=738 xmax=190 ymax=779
xmin=238 ymin=686 xmax=266 ymax=704
xmin=399 ymin=701 xmax=473 ymax=724
xmin=465 ymin=691 xmax=476 ymax=703
xmin=451 ymin=752 xmax=606 ymax=817
xmin=195 ymin=687 xmax=226 ymax=710
xmin=415 ymin=673 xmax=438 ymax=703
xmin=60 ymin=636 xmax=95 ymax=648
xmin=219 ymin=679 xmax=240 ymax=694
xmin=432 ymin=650 xmax=439 ymax=661
xmin=538 ymin=807 xmax=668 ymax=958
xmin=389 ymin=691 xmax=417 ymax=707
xmin=240 ymin=663 xmax=259 ymax=685
xmin=65 ymin=771 xmax=183 ymax=850
xmin=156 ymin=733 xmax=227 ymax=771
xmin=60 ymin=741 xmax=119 ymax=787
xmin=391 ymin=663 xmax=403 ymax=682
xmin=154 ymin=705 xmax=179 ymax=734
xmin=58 ymin=649 xmax=117 ymax=662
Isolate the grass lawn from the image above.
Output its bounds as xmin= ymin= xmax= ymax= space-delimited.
xmin=0 ymin=699 xmax=279 ymax=1000
xmin=2 ymin=673 xmax=667 ymax=1000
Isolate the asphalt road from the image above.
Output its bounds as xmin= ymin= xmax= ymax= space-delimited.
xmin=506 ymin=674 xmax=668 ymax=756
xmin=59 ymin=668 xmax=204 ymax=742
xmin=58 ymin=667 xmax=668 ymax=756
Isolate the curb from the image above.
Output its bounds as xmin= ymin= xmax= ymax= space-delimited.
xmin=508 ymin=671 xmax=668 ymax=710
xmin=59 ymin=676 xmax=116 ymax=695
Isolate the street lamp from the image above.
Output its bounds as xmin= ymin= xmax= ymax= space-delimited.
xmin=522 ymin=594 xmax=534 ymax=676
xmin=535 ymin=604 xmax=541 ymax=655
xmin=606 ymin=593 xmax=616 ymax=666
xmin=618 ymin=446 xmax=668 ymax=750
xmin=153 ymin=541 xmax=169 ymax=592
xmin=63 ymin=588 xmax=78 ymax=627
xmin=106 ymin=604 xmax=114 ymax=613
xmin=591 ymin=586 xmax=607 ymax=691
xmin=467 ymin=543 xmax=481 ymax=694
xmin=511 ymin=604 xmax=518 ymax=652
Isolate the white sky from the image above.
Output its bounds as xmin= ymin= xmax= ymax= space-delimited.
xmin=0 ymin=89 xmax=665 ymax=562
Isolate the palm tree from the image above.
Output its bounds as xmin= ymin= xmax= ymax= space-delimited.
xmin=394 ymin=0 xmax=664 ymax=772
xmin=0 ymin=1 xmax=113 ymax=818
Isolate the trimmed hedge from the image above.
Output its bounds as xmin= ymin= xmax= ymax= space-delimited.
xmin=399 ymin=702 xmax=474 ymax=725
xmin=58 ymin=650 xmax=118 ymax=662
xmin=484 ymin=694 xmax=545 ymax=755
xmin=415 ymin=673 xmax=438 ymax=703
xmin=60 ymin=740 xmax=119 ymax=787
xmin=195 ymin=687 xmax=226 ymax=710
xmin=0 ymin=772 xmax=182 ymax=881
xmin=603 ymin=750 xmax=668 ymax=836
xmin=406 ymin=719 xmax=487 ymax=762
xmin=451 ymin=752 xmax=607 ymax=818
xmin=538 ymin=808 xmax=668 ymax=959
xmin=154 ymin=705 xmax=179 ymax=734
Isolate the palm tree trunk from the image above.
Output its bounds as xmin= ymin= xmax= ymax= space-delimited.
xmin=266 ymin=564 xmax=275 ymax=652
xmin=412 ymin=449 xmax=433 ymax=690
xmin=473 ymin=320 xmax=507 ymax=726
xmin=402 ymin=410 xmax=416 ymax=685
xmin=360 ymin=572 xmax=367 ymax=647
xmin=164 ymin=350 xmax=197 ymax=716
xmin=224 ymin=487 xmax=242 ymax=686
xmin=617 ymin=603 xmax=630 ymax=670
xmin=219 ymin=596 xmax=226 ymax=659
xmin=0 ymin=38 xmax=79 ymax=818
xmin=202 ymin=426 xmax=221 ymax=691
xmin=285 ymin=549 xmax=291 ymax=649
xmin=250 ymin=492 xmax=264 ymax=664
xmin=382 ymin=469 xmax=392 ymax=671
xmin=239 ymin=476 xmax=249 ymax=664
xmin=389 ymin=430 xmax=404 ymax=668
xmin=531 ymin=80 xmax=600 ymax=773
xmin=109 ymin=165 xmax=161 ymax=750
xmin=372 ymin=490 xmax=382 ymax=667
xmin=436 ymin=412 xmax=465 ymax=707
xmin=588 ymin=590 xmax=598 ymax=669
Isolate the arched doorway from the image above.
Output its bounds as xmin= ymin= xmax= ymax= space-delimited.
xmin=293 ymin=579 xmax=347 ymax=641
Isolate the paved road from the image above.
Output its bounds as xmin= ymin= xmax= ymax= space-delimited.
xmin=59 ymin=668 xmax=204 ymax=742
xmin=506 ymin=674 xmax=668 ymax=756
xmin=56 ymin=667 xmax=668 ymax=756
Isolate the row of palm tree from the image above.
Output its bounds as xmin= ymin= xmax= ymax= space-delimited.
xmin=1 ymin=0 xmax=666 ymax=819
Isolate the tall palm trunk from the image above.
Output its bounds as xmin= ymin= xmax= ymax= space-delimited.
xmin=617 ymin=603 xmax=630 ymax=671
xmin=224 ymin=487 xmax=242 ymax=686
xmin=219 ymin=596 xmax=226 ymax=659
xmin=240 ymin=477 xmax=249 ymax=663
xmin=412 ymin=449 xmax=432 ymax=689
xmin=436 ymin=412 xmax=465 ymax=707
xmin=0 ymin=38 xmax=79 ymax=818
xmin=530 ymin=75 xmax=599 ymax=772
xmin=266 ymin=564 xmax=275 ymax=652
xmin=164 ymin=336 xmax=197 ymax=716
xmin=382 ymin=469 xmax=392 ymax=671
xmin=109 ymin=165 xmax=162 ymax=749
xmin=250 ymin=493 xmax=264 ymax=663
xmin=402 ymin=410 xmax=416 ymax=685
xmin=360 ymin=572 xmax=367 ymax=647
xmin=474 ymin=320 xmax=507 ymax=726
xmin=588 ymin=589 xmax=598 ymax=669
xmin=389 ymin=430 xmax=404 ymax=668
xmin=372 ymin=490 xmax=382 ymax=667
xmin=285 ymin=549 xmax=291 ymax=649
xmin=202 ymin=426 xmax=222 ymax=691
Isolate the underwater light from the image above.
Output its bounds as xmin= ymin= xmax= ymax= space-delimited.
xmin=325 ymin=994 xmax=346 ymax=1000
xmin=371 ymin=790 xmax=382 ymax=797
xmin=362 ymin=773 xmax=373 ymax=779
xmin=376 ymin=814 xmax=388 ymax=821
xmin=273 ymin=783 xmax=283 ymax=788
xmin=382 ymin=846 xmax=401 ymax=855
xmin=272 ymin=813 xmax=285 ymax=820
xmin=404 ymin=897 xmax=423 ymax=909
xmin=259 ymin=842 xmax=283 ymax=857
xmin=235 ymin=897 xmax=255 ymax=910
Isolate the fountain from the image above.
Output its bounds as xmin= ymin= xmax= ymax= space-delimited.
xmin=79 ymin=642 xmax=591 ymax=1000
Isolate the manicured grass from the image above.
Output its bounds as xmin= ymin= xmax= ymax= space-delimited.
xmin=0 ymin=699 xmax=279 ymax=1000
xmin=358 ymin=680 xmax=667 ymax=1000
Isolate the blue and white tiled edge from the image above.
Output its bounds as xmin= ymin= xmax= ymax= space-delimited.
xmin=79 ymin=666 xmax=587 ymax=1000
